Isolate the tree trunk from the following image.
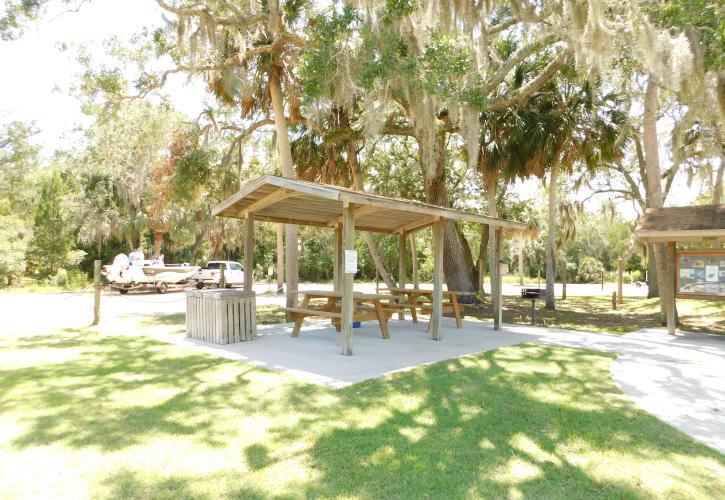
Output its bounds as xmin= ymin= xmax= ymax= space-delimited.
xmin=485 ymin=174 xmax=498 ymax=301
xmin=347 ymin=142 xmax=396 ymax=290
xmin=714 ymin=108 xmax=725 ymax=248
xmin=545 ymin=154 xmax=560 ymax=309
xmin=643 ymin=77 xmax=676 ymax=325
xmin=190 ymin=228 xmax=206 ymax=264
xmin=237 ymin=139 xmax=244 ymax=190
xmin=519 ymin=242 xmax=525 ymax=285
xmin=646 ymin=243 xmax=659 ymax=298
xmin=479 ymin=224 xmax=490 ymax=290
xmin=418 ymin=128 xmax=477 ymax=302
xmin=152 ymin=230 xmax=163 ymax=259
xmin=562 ymin=258 xmax=567 ymax=300
xmin=268 ymin=67 xmax=298 ymax=308
xmin=713 ymin=158 xmax=724 ymax=205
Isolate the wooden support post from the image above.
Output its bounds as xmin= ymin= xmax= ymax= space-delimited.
xmin=334 ymin=224 xmax=343 ymax=292
xmin=612 ymin=291 xmax=617 ymax=310
xmin=219 ymin=263 xmax=227 ymax=288
xmin=333 ymin=224 xmax=340 ymax=292
xmin=493 ymin=228 xmax=503 ymax=330
xmin=431 ymin=221 xmax=444 ymax=340
xmin=399 ymin=232 xmax=407 ymax=320
xmin=276 ymin=225 xmax=284 ymax=293
xmin=341 ymin=204 xmax=355 ymax=355
xmin=410 ymin=234 xmax=419 ymax=288
xmin=562 ymin=260 xmax=567 ymax=300
xmin=666 ymin=242 xmax=677 ymax=335
xmin=617 ymin=258 xmax=623 ymax=305
xmin=244 ymin=214 xmax=254 ymax=291
xmin=92 ymin=259 xmax=101 ymax=326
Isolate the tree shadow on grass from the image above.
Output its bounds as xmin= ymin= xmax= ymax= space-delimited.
xmin=103 ymin=469 xmax=200 ymax=500
xmin=0 ymin=327 xmax=309 ymax=451
xmin=263 ymin=344 xmax=725 ymax=498
xmin=137 ymin=312 xmax=186 ymax=326
xmin=470 ymin=298 xmax=662 ymax=334
xmin=4 ymin=325 xmax=724 ymax=498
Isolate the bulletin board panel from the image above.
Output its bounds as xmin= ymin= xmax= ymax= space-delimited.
xmin=676 ymin=250 xmax=725 ymax=300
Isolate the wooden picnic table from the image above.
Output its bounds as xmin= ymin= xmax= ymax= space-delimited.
xmin=283 ymin=290 xmax=394 ymax=339
xmin=384 ymin=287 xmax=472 ymax=328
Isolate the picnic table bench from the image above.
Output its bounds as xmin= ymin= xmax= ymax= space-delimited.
xmin=283 ymin=290 xmax=395 ymax=339
xmin=384 ymin=287 xmax=474 ymax=329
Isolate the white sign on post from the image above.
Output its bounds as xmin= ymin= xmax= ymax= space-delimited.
xmin=344 ymin=250 xmax=358 ymax=274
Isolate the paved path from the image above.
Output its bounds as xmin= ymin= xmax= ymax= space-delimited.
xmin=502 ymin=324 xmax=725 ymax=454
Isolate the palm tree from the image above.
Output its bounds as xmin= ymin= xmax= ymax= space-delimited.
xmin=557 ymin=199 xmax=580 ymax=300
xmin=536 ymin=74 xmax=625 ymax=309
xmin=476 ymin=68 xmax=555 ymax=295
xmin=182 ymin=0 xmax=306 ymax=305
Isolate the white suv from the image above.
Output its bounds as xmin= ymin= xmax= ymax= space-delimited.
xmin=191 ymin=261 xmax=245 ymax=289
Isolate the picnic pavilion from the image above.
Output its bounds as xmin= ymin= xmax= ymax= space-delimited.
xmin=212 ymin=175 xmax=529 ymax=355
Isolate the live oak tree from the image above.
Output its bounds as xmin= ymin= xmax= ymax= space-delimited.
xmin=301 ymin=1 xmax=578 ymax=297
xmin=74 ymin=102 xmax=182 ymax=252
xmin=540 ymin=75 xmax=625 ymax=309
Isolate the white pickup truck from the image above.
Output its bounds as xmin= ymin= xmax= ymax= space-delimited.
xmin=191 ymin=261 xmax=245 ymax=289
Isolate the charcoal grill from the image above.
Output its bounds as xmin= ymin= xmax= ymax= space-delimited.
xmin=521 ymin=287 xmax=546 ymax=325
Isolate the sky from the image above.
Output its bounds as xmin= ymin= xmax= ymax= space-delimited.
xmin=0 ymin=0 xmax=701 ymax=220
xmin=0 ymin=0 xmax=208 ymax=155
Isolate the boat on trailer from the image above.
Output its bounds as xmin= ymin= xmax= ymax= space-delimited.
xmin=103 ymin=256 xmax=200 ymax=294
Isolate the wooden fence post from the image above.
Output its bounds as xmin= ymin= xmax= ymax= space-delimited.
xmin=93 ymin=259 xmax=101 ymax=326
xmin=219 ymin=263 xmax=226 ymax=288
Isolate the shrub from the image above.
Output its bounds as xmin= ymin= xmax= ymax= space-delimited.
xmin=48 ymin=268 xmax=89 ymax=290
xmin=49 ymin=268 xmax=69 ymax=288
xmin=66 ymin=269 xmax=90 ymax=289
xmin=577 ymin=256 xmax=604 ymax=283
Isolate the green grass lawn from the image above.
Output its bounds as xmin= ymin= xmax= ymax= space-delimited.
xmin=467 ymin=295 xmax=725 ymax=335
xmin=1 ymin=317 xmax=723 ymax=498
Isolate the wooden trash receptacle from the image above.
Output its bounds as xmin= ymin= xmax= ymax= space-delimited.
xmin=186 ymin=289 xmax=257 ymax=344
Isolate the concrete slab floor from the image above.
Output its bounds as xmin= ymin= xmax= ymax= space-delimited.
xmin=152 ymin=316 xmax=725 ymax=455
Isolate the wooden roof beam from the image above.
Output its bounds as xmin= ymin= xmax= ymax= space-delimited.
xmin=394 ymin=215 xmax=441 ymax=234
xmin=326 ymin=205 xmax=384 ymax=226
xmin=239 ymin=188 xmax=301 ymax=217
